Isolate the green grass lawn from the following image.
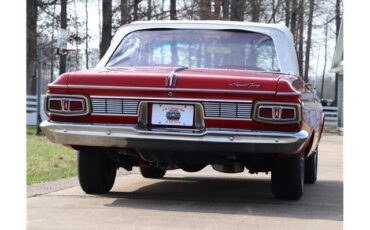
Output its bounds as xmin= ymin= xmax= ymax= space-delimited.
xmin=323 ymin=124 xmax=339 ymax=134
xmin=27 ymin=126 xmax=77 ymax=185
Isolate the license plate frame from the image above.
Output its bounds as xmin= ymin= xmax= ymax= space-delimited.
xmin=151 ymin=104 xmax=194 ymax=127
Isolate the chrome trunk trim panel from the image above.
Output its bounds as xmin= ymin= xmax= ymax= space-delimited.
xmin=202 ymin=102 xmax=252 ymax=120
xmin=91 ymin=98 xmax=140 ymax=115
xmin=89 ymin=95 xmax=253 ymax=120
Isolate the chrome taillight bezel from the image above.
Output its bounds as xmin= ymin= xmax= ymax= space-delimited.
xmin=44 ymin=94 xmax=90 ymax=116
xmin=253 ymin=101 xmax=301 ymax=124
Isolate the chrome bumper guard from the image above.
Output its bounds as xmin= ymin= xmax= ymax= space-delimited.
xmin=40 ymin=121 xmax=310 ymax=154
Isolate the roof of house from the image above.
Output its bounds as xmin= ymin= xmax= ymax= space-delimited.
xmin=330 ymin=20 xmax=343 ymax=75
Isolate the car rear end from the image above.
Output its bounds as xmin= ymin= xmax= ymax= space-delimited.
xmin=41 ymin=22 xmax=317 ymax=200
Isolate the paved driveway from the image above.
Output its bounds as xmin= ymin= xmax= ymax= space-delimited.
xmin=28 ymin=134 xmax=342 ymax=230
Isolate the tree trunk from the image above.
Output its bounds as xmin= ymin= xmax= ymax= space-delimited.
xmin=27 ymin=0 xmax=37 ymax=94
xmin=170 ymin=0 xmax=177 ymax=20
xmin=297 ymin=0 xmax=304 ymax=76
xmin=73 ymin=0 xmax=80 ymax=70
xmin=251 ymin=0 xmax=261 ymax=22
xmin=290 ymin=0 xmax=298 ymax=43
xmin=133 ymin=0 xmax=139 ymax=21
xmin=59 ymin=0 xmax=67 ymax=75
xmin=148 ymin=0 xmax=152 ymax=20
xmin=85 ymin=0 xmax=89 ymax=69
xmin=222 ymin=0 xmax=230 ymax=20
xmin=121 ymin=0 xmax=128 ymax=25
xmin=214 ymin=0 xmax=221 ymax=19
xmin=303 ymin=0 xmax=314 ymax=82
xmin=100 ymin=0 xmax=112 ymax=58
xmin=230 ymin=0 xmax=244 ymax=21
xmin=189 ymin=0 xmax=194 ymax=20
xmin=336 ymin=0 xmax=341 ymax=38
xmin=285 ymin=0 xmax=291 ymax=27
xmin=98 ymin=0 xmax=102 ymax=44
xmin=161 ymin=0 xmax=165 ymax=19
xmin=320 ymin=17 xmax=329 ymax=99
xmin=50 ymin=3 xmax=56 ymax=82
xmin=269 ymin=0 xmax=278 ymax=23
xmin=199 ymin=0 xmax=211 ymax=20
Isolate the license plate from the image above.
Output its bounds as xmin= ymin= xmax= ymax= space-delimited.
xmin=151 ymin=104 xmax=194 ymax=127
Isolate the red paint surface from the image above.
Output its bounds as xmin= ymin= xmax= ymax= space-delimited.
xmin=48 ymin=68 xmax=305 ymax=132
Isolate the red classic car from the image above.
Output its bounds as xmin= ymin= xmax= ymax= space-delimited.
xmin=41 ymin=21 xmax=324 ymax=200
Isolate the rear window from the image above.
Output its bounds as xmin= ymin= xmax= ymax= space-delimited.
xmin=106 ymin=29 xmax=280 ymax=72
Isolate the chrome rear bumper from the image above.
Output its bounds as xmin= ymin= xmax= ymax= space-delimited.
xmin=40 ymin=121 xmax=310 ymax=154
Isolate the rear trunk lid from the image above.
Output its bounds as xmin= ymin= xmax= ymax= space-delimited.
xmin=65 ymin=67 xmax=284 ymax=98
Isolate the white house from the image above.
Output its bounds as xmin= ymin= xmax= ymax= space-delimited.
xmin=330 ymin=20 xmax=343 ymax=134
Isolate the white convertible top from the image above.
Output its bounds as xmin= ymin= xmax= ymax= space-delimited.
xmin=97 ymin=20 xmax=299 ymax=75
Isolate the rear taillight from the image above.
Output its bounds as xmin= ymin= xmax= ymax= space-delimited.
xmin=45 ymin=94 xmax=89 ymax=116
xmin=69 ymin=100 xmax=84 ymax=111
xmin=253 ymin=102 xmax=301 ymax=124
xmin=49 ymin=99 xmax=62 ymax=111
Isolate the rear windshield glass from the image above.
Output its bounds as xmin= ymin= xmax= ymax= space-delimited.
xmin=106 ymin=29 xmax=280 ymax=72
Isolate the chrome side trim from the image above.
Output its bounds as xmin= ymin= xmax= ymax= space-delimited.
xmin=48 ymin=84 xmax=276 ymax=95
xmin=276 ymin=92 xmax=301 ymax=96
xmin=48 ymin=84 xmax=69 ymax=88
xmin=91 ymin=113 xmax=138 ymax=117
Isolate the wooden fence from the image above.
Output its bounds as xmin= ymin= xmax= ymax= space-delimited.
xmin=323 ymin=106 xmax=338 ymax=126
xmin=27 ymin=95 xmax=47 ymax=125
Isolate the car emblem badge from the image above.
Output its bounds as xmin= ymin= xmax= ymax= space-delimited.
xmin=272 ymin=106 xmax=282 ymax=120
xmin=229 ymin=82 xmax=261 ymax=88
xmin=62 ymin=99 xmax=69 ymax=111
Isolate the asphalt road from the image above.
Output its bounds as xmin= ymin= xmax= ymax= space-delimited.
xmin=28 ymin=134 xmax=343 ymax=230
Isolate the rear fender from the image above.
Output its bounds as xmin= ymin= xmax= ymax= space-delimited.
xmin=303 ymin=131 xmax=315 ymax=157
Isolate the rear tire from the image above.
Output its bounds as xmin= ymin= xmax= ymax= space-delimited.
xmin=78 ymin=150 xmax=117 ymax=194
xmin=140 ymin=166 xmax=166 ymax=178
xmin=271 ymin=154 xmax=304 ymax=200
xmin=305 ymin=150 xmax=318 ymax=184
